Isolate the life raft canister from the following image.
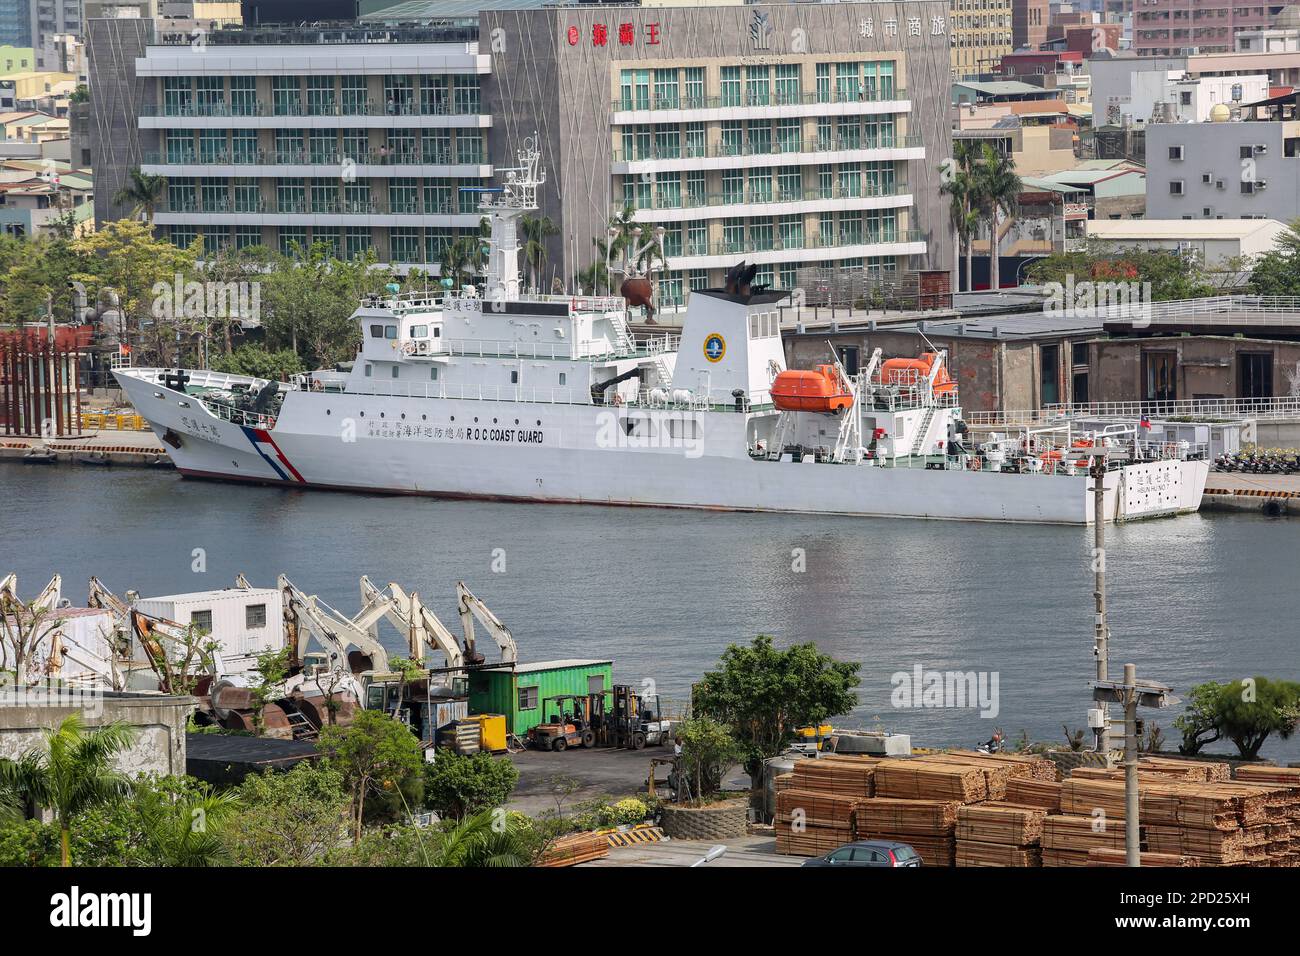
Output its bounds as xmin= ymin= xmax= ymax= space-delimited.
xmin=771 ymin=364 xmax=854 ymax=414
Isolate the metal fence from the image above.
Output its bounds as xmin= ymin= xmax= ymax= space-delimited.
xmin=966 ymin=396 xmax=1300 ymax=426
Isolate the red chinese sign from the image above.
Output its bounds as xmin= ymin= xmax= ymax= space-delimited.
xmin=566 ymin=22 xmax=661 ymax=47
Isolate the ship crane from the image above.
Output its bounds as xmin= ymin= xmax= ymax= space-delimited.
xmin=456 ymin=582 xmax=518 ymax=665
xmin=277 ymin=574 xmax=391 ymax=682
xmin=358 ymin=576 xmax=465 ymax=669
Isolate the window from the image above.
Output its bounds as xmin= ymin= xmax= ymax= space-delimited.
xmin=246 ymin=604 xmax=267 ymax=628
xmin=190 ymin=610 xmax=212 ymax=634
xmin=510 ymin=370 xmax=519 ymax=384
xmin=1169 ymin=180 xmax=1184 ymax=195
xmin=430 ymin=368 xmax=439 ymax=381
xmin=1040 ymin=344 xmax=1059 ymax=405
xmin=838 ymin=346 xmax=861 ymax=376
xmin=559 ymin=372 xmax=567 ymax=386
xmin=1238 ymin=353 xmax=1273 ymax=400
xmin=391 ymin=366 xmax=399 ymax=378
xmin=1143 ymin=351 xmax=1177 ymax=401
xmin=1167 ymin=145 xmax=1184 ymax=160
xmin=370 ymin=323 xmax=385 ymax=338
xmin=518 ymin=686 xmax=539 ymax=710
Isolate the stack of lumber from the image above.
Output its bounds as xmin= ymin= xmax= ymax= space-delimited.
xmin=774 ymin=788 xmax=859 ymax=856
xmin=854 ymin=797 xmax=961 ymax=867
xmin=955 ymin=802 xmax=1046 ymax=867
xmin=788 ymin=757 xmax=877 ymax=797
xmin=1041 ymin=814 xmax=1130 ymax=867
xmin=1235 ymin=765 xmax=1300 ymax=788
xmin=1005 ymin=777 xmax=1062 ymax=813
xmin=1141 ymin=756 xmax=1230 ymax=782
xmin=874 ymin=760 xmax=988 ymax=803
xmin=1087 ymin=849 xmax=1200 ymax=867
xmin=537 ymin=830 xmax=609 ymax=867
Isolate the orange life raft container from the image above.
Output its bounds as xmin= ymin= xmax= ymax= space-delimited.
xmin=771 ymin=364 xmax=854 ymax=413
xmin=880 ymin=352 xmax=957 ymax=395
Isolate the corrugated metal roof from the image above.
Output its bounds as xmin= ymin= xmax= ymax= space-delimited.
xmin=363 ymin=0 xmax=539 ymax=19
xmin=1086 ymin=218 xmax=1287 ymax=241
xmin=513 ymin=659 xmax=613 ymax=673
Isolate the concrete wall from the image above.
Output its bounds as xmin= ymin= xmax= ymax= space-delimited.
xmin=1146 ymin=121 xmax=1297 ymax=221
xmin=1093 ymin=335 xmax=1300 ymax=402
xmin=86 ymin=16 xmax=154 ymax=226
xmin=0 ymin=690 xmax=193 ymax=778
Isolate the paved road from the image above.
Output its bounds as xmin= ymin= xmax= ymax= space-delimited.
xmin=1203 ymin=472 xmax=1300 ymax=497
xmin=583 ymin=834 xmax=802 ymax=868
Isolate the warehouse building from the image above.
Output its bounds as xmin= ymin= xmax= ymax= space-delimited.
xmin=86 ymin=1 xmax=954 ymax=295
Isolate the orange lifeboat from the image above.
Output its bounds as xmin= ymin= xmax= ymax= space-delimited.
xmin=771 ymin=364 xmax=854 ymax=414
xmin=880 ymin=352 xmax=957 ymax=395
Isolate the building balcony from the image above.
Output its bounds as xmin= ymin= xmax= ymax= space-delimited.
xmin=611 ymin=89 xmax=911 ymax=125
xmin=138 ymin=100 xmax=491 ymax=130
xmin=630 ymin=183 xmax=913 ymax=223
xmin=154 ymin=197 xmax=485 ymax=228
xmin=141 ymin=149 xmax=491 ymax=179
xmin=662 ymin=229 xmax=926 ymax=271
xmin=612 ymin=135 xmax=924 ymax=175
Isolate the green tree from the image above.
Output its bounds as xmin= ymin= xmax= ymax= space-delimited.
xmin=423 ymin=749 xmax=519 ymax=819
xmin=317 ymin=710 xmax=424 ymax=843
xmin=210 ymin=344 xmax=305 ymax=380
xmin=1176 ymin=677 xmax=1300 ymax=759
xmin=224 ymin=763 xmax=351 ymax=866
xmin=676 ymin=715 xmax=741 ymax=802
xmin=0 ymin=714 xmax=135 ymax=866
xmin=1249 ymin=219 xmax=1300 ymax=296
xmin=113 ymin=168 xmax=168 ymax=223
xmin=136 ymin=782 xmax=240 ymax=867
xmin=248 ymin=647 xmax=290 ymax=736
xmin=259 ymin=240 xmax=376 ymax=365
xmin=973 ymin=143 xmax=1021 ymax=291
xmin=520 ymin=213 xmax=559 ymax=293
xmin=694 ymin=636 xmax=860 ymax=784
xmin=1027 ymin=241 xmax=1215 ymax=301
xmin=940 ymin=140 xmax=981 ymax=293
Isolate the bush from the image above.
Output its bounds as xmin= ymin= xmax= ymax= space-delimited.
xmin=0 ymin=819 xmax=58 ymax=867
xmin=423 ymin=749 xmax=519 ymax=819
xmin=571 ymin=797 xmax=650 ymax=831
xmin=210 ymin=344 xmax=304 ymax=380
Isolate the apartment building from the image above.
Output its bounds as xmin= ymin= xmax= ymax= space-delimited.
xmin=89 ymin=3 xmax=954 ymax=294
xmin=951 ymin=0 xmax=1014 ymax=80
xmin=1146 ymin=106 xmax=1300 ymax=221
xmin=1133 ymin=0 xmax=1286 ymax=57
xmin=30 ymin=0 xmax=83 ymax=70
xmin=1012 ymin=0 xmax=1047 ymax=50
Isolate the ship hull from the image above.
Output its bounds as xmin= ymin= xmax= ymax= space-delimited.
xmin=116 ymin=371 xmax=1208 ymax=525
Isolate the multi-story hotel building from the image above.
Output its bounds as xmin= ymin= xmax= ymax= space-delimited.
xmin=88 ymin=2 xmax=953 ymax=299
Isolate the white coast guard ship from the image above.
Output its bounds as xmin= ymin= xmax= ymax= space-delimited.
xmin=116 ymin=142 xmax=1207 ymax=524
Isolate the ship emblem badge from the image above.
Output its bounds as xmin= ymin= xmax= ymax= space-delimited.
xmin=703 ymin=333 xmax=726 ymax=362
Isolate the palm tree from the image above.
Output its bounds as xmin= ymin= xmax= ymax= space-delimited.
xmin=519 ymin=214 xmax=559 ymax=293
xmin=0 ymin=713 xmax=135 ymax=866
xmin=940 ymin=140 xmax=982 ymax=293
xmin=137 ymin=785 xmax=240 ymax=867
xmin=113 ymin=168 xmax=168 ymax=223
xmin=974 ymin=143 xmax=1022 ymax=292
xmin=426 ymin=808 xmax=534 ymax=867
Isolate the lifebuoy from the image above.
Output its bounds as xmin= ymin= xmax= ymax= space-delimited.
xmin=401 ymin=341 xmax=416 ymax=355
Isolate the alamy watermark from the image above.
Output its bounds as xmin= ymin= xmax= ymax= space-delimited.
xmin=151 ymin=273 xmax=261 ymax=324
xmin=1043 ymin=274 xmax=1152 ymax=327
xmin=890 ymin=663 xmax=1000 ymax=718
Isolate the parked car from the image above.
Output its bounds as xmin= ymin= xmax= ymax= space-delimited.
xmin=800 ymin=840 xmax=922 ymax=867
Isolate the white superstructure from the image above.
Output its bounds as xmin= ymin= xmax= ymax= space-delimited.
xmin=116 ymin=142 xmax=1208 ymax=525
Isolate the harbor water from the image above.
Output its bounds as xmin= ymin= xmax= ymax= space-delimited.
xmin=3 ymin=464 xmax=1297 ymax=764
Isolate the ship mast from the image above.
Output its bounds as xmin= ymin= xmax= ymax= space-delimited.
xmin=479 ymin=134 xmax=545 ymax=303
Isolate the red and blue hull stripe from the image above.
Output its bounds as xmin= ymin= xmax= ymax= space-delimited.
xmin=239 ymin=425 xmax=306 ymax=483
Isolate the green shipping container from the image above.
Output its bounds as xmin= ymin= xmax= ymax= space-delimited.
xmin=468 ymin=659 xmax=614 ymax=737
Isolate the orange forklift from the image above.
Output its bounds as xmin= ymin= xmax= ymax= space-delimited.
xmin=528 ymin=694 xmax=601 ymax=751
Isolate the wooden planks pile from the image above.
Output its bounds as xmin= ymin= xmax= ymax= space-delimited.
xmin=1005 ymin=777 xmax=1062 ymax=813
xmin=854 ymin=796 xmax=961 ymax=867
xmin=1087 ymin=849 xmax=1200 ymax=867
xmin=956 ymin=802 xmax=1047 ymax=867
xmin=1235 ymin=765 xmax=1300 ymax=788
xmin=1041 ymin=813 xmax=1132 ymax=867
xmin=874 ymin=760 xmax=988 ymax=802
xmin=774 ymin=787 xmax=860 ymax=856
xmin=788 ymin=757 xmax=878 ymax=797
xmin=537 ymin=830 xmax=610 ymax=867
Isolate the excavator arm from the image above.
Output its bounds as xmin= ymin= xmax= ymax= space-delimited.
xmin=279 ymin=574 xmax=390 ymax=677
xmin=362 ymin=578 xmax=465 ymax=670
xmin=456 ymin=582 xmax=518 ymax=664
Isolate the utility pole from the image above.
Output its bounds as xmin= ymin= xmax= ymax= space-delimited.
xmin=1122 ymin=663 xmax=1140 ymax=867
xmin=1091 ymin=457 xmax=1110 ymax=754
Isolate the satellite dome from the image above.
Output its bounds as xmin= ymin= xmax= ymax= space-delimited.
xmin=1209 ymin=103 xmax=1231 ymax=122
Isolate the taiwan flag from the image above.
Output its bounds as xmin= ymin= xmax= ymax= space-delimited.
xmin=1139 ymin=414 xmax=1151 ymax=431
